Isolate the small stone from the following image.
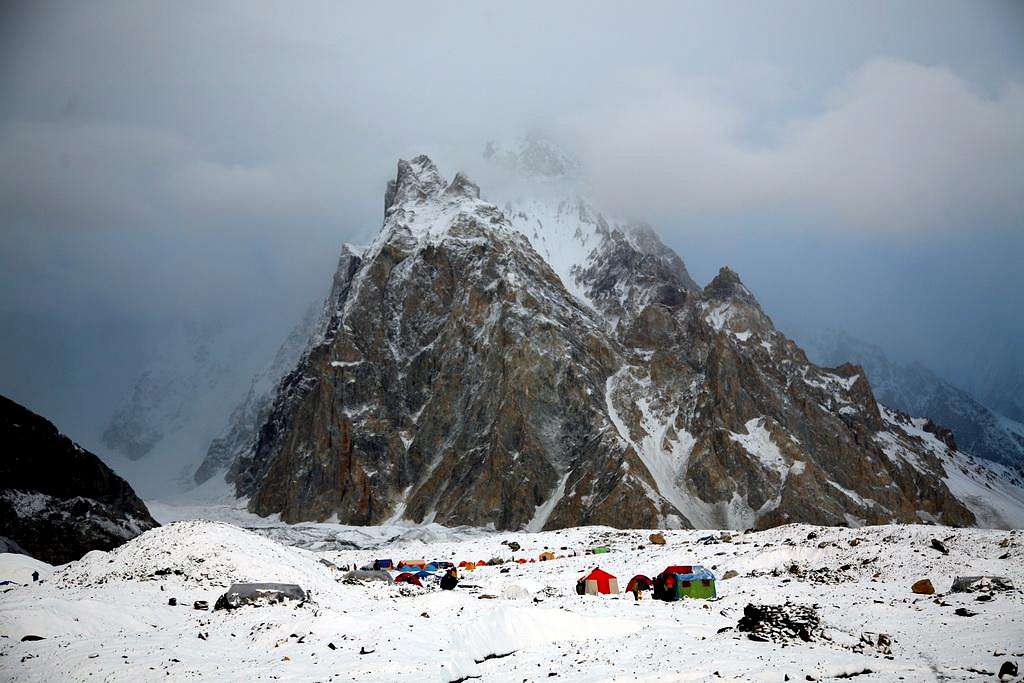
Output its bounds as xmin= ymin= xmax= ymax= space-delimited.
xmin=649 ymin=533 xmax=666 ymax=545
xmin=168 ymin=598 xmax=177 ymax=606
xmin=931 ymin=538 xmax=949 ymax=555
xmin=193 ymin=600 xmax=208 ymax=611
xmin=911 ymin=579 xmax=935 ymax=595
xmin=722 ymin=570 xmax=739 ymax=580
xmin=954 ymin=608 xmax=977 ymax=617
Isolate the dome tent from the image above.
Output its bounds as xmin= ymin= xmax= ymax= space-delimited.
xmin=394 ymin=572 xmax=423 ymax=587
xmin=626 ymin=574 xmax=653 ymax=593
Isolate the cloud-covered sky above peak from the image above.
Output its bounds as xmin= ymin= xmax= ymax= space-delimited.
xmin=566 ymin=58 xmax=1024 ymax=233
xmin=1 ymin=0 xmax=1022 ymax=440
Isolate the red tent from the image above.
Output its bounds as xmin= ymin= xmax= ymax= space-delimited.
xmin=458 ymin=561 xmax=471 ymax=568
xmin=582 ymin=567 xmax=619 ymax=595
xmin=664 ymin=565 xmax=693 ymax=575
xmin=626 ymin=574 xmax=653 ymax=593
xmin=394 ymin=572 xmax=423 ymax=587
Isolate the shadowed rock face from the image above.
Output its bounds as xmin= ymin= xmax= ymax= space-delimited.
xmin=0 ymin=395 xmax=158 ymax=564
xmin=229 ymin=156 xmax=981 ymax=530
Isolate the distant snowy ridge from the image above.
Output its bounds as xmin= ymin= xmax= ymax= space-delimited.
xmin=800 ymin=328 xmax=1024 ymax=469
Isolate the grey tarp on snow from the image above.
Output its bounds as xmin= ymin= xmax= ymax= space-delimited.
xmin=214 ymin=583 xmax=307 ymax=610
xmin=341 ymin=570 xmax=394 ymax=583
xmin=951 ymin=576 xmax=1014 ymax=592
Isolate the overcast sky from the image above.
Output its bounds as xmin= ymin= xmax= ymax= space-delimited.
xmin=1 ymin=1 xmax=1022 ymax=439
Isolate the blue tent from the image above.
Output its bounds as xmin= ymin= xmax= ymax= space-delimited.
xmin=424 ymin=563 xmax=439 ymax=572
xmin=414 ymin=570 xmax=436 ymax=579
xmin=373 ymin=559 xmax=394 ymax=570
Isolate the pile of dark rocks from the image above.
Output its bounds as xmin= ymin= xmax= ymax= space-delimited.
xmin=746 ymin=563 xmax=855 ymax=585
xmin=736 ymin=603 xmax=823 ymax=643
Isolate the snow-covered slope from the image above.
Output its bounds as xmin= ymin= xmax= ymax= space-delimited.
xmin=878 ymin=406 xmax=1024 ymax=529
xmin=2 ymin=519 xmax=1022 ymax=681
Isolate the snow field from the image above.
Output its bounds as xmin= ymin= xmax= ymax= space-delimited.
xmin=1 ymin=520 xmax=1022 ymax=682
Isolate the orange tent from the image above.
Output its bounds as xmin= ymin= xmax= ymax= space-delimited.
xmin=539 ymin=551 xmax=556 ymax=561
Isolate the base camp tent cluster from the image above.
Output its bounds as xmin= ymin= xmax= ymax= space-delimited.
xmin=356 ymin=549 xmax=716 ymax=603
xmin=576 ymin=565 xmax=717 ymax=600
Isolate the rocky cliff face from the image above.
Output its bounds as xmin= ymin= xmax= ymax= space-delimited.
xmin=228 ymin=155 xmax=1022 ymax=530
xmin=1 ymin=394 xmax=158 ymax=564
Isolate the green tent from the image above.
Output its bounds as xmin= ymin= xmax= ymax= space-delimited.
xmin=653 ymin=565 xmax=717 ymax=601
xmin=591 ymin=546 xmax=610 ymax=554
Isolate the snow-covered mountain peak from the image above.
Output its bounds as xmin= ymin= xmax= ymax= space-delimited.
xmin=384 ymin=154 xmax=447 ymax=214
xmin=483 ymin=133 xmax=581 ymax=180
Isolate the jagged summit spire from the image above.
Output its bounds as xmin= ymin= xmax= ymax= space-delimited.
xmin=704 ymin=266 xmax=757 ymax=304
xmin=445 ymin=171 xmax=480 ymax=200
xmin=384 ymin=155 xmax=481 ymax=216
xmin=384 ymin=155 xmax=446 ymax=215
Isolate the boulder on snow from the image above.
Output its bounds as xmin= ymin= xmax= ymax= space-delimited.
xmin=951 ymin=576 xmax=1014 ymax=593
xmin=998 ymin=661 xmax=1018 ymax=680
xmin=722 ymin=570 xmax=739 ymax=580
xmin=911 ymin=579 xmax=935 ymax=595
xmin=649 ymin=533 xmax=666 ymax=545
xmin=501 ymin=584 xmax=531 ymax=600
xmin=214 ymin=583 xmax=306 ymax=610
xmin=930 ymin=538 xmax=949 ymax=555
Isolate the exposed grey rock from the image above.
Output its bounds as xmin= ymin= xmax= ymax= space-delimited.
xmin=213 ymin=583 xmax=306 ymax=610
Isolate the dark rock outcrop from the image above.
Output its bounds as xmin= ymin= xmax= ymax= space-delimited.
xmin=0 ymin=395 xmax=158 ymax=564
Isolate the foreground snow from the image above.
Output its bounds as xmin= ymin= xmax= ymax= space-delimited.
xmin=1 ymin=521 xmax=1022 ymax=682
